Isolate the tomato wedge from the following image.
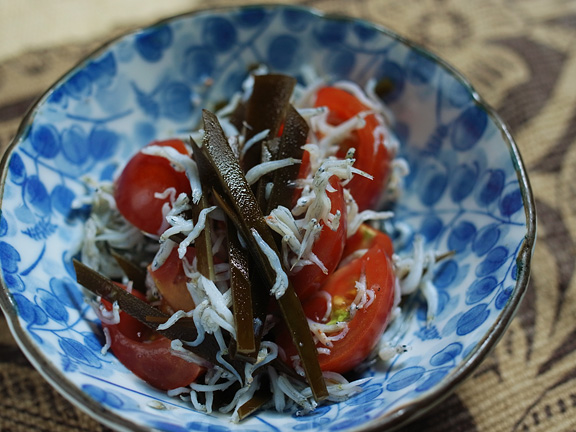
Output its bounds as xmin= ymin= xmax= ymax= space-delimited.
xmin=342 ymin=223 xmax=394 ymax=261
xmin=101 ymin=286 xmax=204 ymax=391
xmin=148 ymin=246 xmax=196 ymax=313
xmin=289 ymin=176 xmax=347 ymax=301
xmin=314 ymin=87 xmax=391 ymax=212
xmin=279 ymin=227 xmax=395 ymax=374
xmin=114 ymin=139 xmax=192 ymax=235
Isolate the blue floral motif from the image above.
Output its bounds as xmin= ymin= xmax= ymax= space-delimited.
xmin=495 ymin=285 xmax=514 ymax=309
xmin=415 ymin=324 xmax=441 ymax=340
xmin=51 ymin=184 xmax=76 ymax=216
xmin=376 ymin=60 xmax=405 ymax=103
xmin=419 ymin=214 xmax=443 ymax=242
xmin=267 ymin=35 xmax=300 ymax=70
xmin=447 ymin=220 xmax=477 ymax=253
xmin=59 ymin=337 xmax=102 ymax=368
xmin=499 ymin=186 xmax=523 ymax=217
xmin=8 ymin=152 xmax=26 ymax=184
xmin=476 ymin=246 xmax=509 ymax=276
xmin=325 ymin=48 xmax=356 ymax=79
xmin=38 ymin=288 xmax=69 ymax=323
xmin=450 ymin=163 xmax=479 ymax=202
xmin=234 ymin=7 xmax=267 ymax=28
xmin=135 ymin=25 xmax=173 ymax=62
xmin=29 ymin=123 xmax=61 ymax=159
xmin=473 ymin=223 xmax=501 ymax=256
xmin=450 ymin=105 xmax=488 ymax=151
xmin=84 ymin=52 xmax=117 ymax=88
xmin=387 ymin=366 xmax=426 ymax=391
xmin=476 ymin=169 xmax=506 ymax=207
xmin=317 ymin=19 xmax=351 ymax=49
xmin=203 ymin=17 xmax=237 ymax=52
xmin=11 ymin=293 xmax=48 ymax=326
xmin=62 ymin=69 xmax=93 ymax=100
xmin=281 ymin=7 xmax=313 ymax=32
xmin=61 ymin=125 xmax=89 ymax=164
xmin=0 ymin=241 xmax=21 ymax=273
xmin=345 ymin=384 xmax=383 ymax=406
xmin=352 ymin=21 xmax=378 ymax=41
xmin=89 ymin=127 xmax=120 ymax=161
xmin=430 ymin=343 xmax=463 ymax=366
xmin=467 ymin=276 xmax=499 ymax=304
xmin=406 ymin=51 xmax=437 ymax=85
xmin=0 ymin=5 xmax=533 ymax=432
xmin=415 ymin=368 xmax=450 ymax=392
xmin=181 ymin=47 xmax=216 ymax=85
xmin=456 ymin=303 xmax=490 ymax=335
xmin=433 ymin=260 xmax=458 ymax=289
xmin=83 ymin=384 xmax=139 ymax=410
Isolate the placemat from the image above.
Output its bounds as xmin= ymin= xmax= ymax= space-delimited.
xmin=1 ymin=0 xmax=575 ymax=431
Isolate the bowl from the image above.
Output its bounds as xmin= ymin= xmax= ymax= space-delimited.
xmin=0 ymin=4 xmax=536 ymax=432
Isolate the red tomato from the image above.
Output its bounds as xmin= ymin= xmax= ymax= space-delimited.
xmin=279 ymin=228 xmax=395 ymax=374
xmin=102 ymin=285 xmax=204 ymax=391
xmin=289 ymin=176 xmax=347 ymax=301
xmin=148 ymin=246 xmax=196 ymax=313
xmin=114 ymin=139 xmax=192 ymax=235
xmin=342 ymin=223 xmax=394 ymax=261
xmin=314 ymin=87 xmax=391 ymax=211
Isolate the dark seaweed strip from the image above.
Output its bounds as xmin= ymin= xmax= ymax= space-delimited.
xmin=265 ymin=105 xmax=308 ymax=214
xmin=227 ymin=221 xmax=258 ymax=360
xmin=198 ymin=110 xmax=328 ymax=403
xmin=190 ymin=153 xmax=217 ymax=281
xmin=241 ymin=74 xmax=296 ymax=172
xmin=110 ymin=251 xmax=147 ymax=294
xmin=190 ymin=137 xmax=262 ymax=360
xmin=236 ymin=387 xmax=271 ymax=421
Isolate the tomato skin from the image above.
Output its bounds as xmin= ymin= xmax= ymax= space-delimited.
xmin=342 ymin=223 xmax=394 ymax=260
xmin=279 ymin=228 xmax=395 ymax=374
xmin=289 ymin=176 xmax=347 ymax=301
xmin=104 ymin=323 xmax=203 ymax=391
xmin=307 ymin=245 xmax=395 ymax=374
xmin=148 ymin=246 xmax=196 ymax=313
xmin=101 ymin=285 xmax=204 ymax=391
xmin=314 ymin=87 xmax=391 ymax=211
xmin=114 ymin=139 xmax=191 ymax=235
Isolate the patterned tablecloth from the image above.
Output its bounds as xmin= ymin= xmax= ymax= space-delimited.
xmin=1 ymin=0 xmax=575 ymax=431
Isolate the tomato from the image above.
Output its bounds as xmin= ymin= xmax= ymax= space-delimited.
xmin=101 ymin=285 xmax=204 ymax=391
xmin=114 ymin=139 xmax=192 ymax=235
xmin=289 ymin=176 xmax=347 ymax=301
xmin=148 ymin=246 xmax=196 ymax=313
xmin=342 ymin=223 xmax=394 ymax=261
xmin=314 ymin=87 xmax=391 ymax=212
xmin=279 ymin=227 xmax=395 ymax=374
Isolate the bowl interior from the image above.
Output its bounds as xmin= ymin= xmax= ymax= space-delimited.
xmin=0 ymin=4 xmax=534 ymax=432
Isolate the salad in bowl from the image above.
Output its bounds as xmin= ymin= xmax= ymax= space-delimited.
xmin=0 ymin=4 xmax=535 ymax=432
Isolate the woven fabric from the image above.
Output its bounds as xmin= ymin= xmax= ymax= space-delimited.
xmin=1 ymin=0 xmax=575 ymax=431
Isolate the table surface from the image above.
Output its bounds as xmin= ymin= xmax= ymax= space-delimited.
xmin=1 ymin=0 xmax=576 ymax=431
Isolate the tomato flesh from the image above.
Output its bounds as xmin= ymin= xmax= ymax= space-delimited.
xmin=314 ymin=87 xmax=391 ymax=211
xmin=342 ymin=223 xmax=394 ymax=261
xmin=148 ymin=246 xmax=196 ymax=313
xmin=101 ymin=285 xmax=204 ymax=391
xmin=289 ymin=176 xmax=347 ymax=301
xmin=280 ymin=228 xmax=395 ymax=374
xmin=114 ymin=139 xmax=191 ymax=235
xmin=306 ymin=245 xmax=395 ymax=373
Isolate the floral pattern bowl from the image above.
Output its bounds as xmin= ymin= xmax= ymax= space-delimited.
xmin=0 ymin=4 xmax=535 ymax=432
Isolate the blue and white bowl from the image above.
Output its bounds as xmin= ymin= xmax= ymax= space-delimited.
xmin=0 ymin=4 xmax=536 ymax=432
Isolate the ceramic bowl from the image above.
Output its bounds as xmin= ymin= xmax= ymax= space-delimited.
xmin=0 ymin=4 xmax=536 ymax=432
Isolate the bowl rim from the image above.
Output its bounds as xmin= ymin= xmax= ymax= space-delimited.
xmin=0 ymin=3 xmax=537 ymax=432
